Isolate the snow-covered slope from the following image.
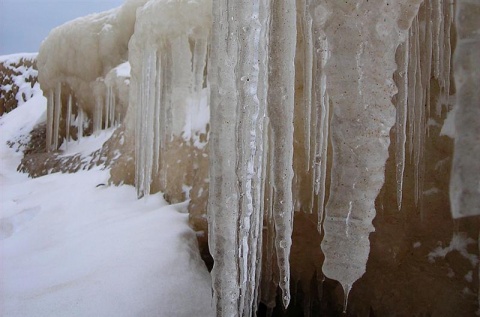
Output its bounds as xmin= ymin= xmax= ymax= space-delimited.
xmin=0 ymin=69 xmax=213 ymax=316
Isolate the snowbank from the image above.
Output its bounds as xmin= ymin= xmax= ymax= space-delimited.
xmin=0 ymin=81 xmax=213 ymax=316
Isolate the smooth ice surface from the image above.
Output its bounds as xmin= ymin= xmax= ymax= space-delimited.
xmin=0 ymin=84 xmax=213 ymax=316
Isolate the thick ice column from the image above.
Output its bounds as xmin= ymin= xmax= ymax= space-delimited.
xmin=450 ymin=0 xmax=480 ymax=218
xmin=319 ymin=0 xmax=422 ymax=311
xmin=135 ymin=48 xmax=158 ymax=198
xmin=208 ymin=0 xmax=272 ymax=315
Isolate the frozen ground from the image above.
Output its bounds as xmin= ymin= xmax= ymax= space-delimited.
xmin=0 ymin=60 xmax=213 ymax=316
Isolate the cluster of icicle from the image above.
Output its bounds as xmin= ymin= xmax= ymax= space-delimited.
xmin=132 ymin=0 xmax=210 ymax=198
xmin=45 ymin=81 xmax=119 ymax=151
xmin=394 ymin=0 xmax=455 ymax=214
xmin=207 ymin=0 xmax=427 ymax=315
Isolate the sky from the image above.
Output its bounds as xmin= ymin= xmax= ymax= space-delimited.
xmin=0 ymin=0 xmax=124 ymax=55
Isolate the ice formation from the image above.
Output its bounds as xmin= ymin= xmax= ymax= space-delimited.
xmin=128 ymin=0 xmax=211 ymax=198
xmin=33 ymin=0 xmax=480 ymax=315
xmin=37 ymin=0 xmax=147 ymax=151
xmin=450 ymin=0 xmax=480 ymax=218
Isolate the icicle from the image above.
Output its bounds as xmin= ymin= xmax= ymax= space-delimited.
xmin=267 ymin=1 xmax=296 ymax=308
xmin=407 ymin=22 xmax=417 ymax=161
xmin=422 ymin=0 xmax=433 ymax=120
xmin=104 ymin=85 xmax=115 ymax=129
xmin=261 ymin=127 xmax=279 ymax=311
xmin=192 ymin=36 xmax=208 ymax=95
xmin=432 ymin=0 xmax=443 ymax=81
xmin=320 ymin=0 xmax=422 ymax=309
xmin=93 ymin=93 xmax=103 ymax=135
xmin=135 ymin=48 xmax=158 ymax=198
xmin=77 ymin=108 xmax=84 ymax=140
xmin=153 ymin=54 xmax=162 ymax=175
xmin=65 ymin=94 xmax=72 ymax=150
xmin=450 ymin=0 xmax=480 ymax=218
xmin=311 ymin=14 xmax=330 ymax=232
xmin=104 ymin=88 xmax=110 ymax=129
xmin=413 ymin=17 xmax=425 ymax=209
xmin=53 ymin=82 xmax=62 ymax=150
xmin=46 ymin=89 xmax=54 ymax=151
xmin=301 ymin=0 xmax=313 ymax=173
xmin=208 ymin=0 xmax=272 ymax=315
xmin=395 ymin=40 xmax=409 ymax=210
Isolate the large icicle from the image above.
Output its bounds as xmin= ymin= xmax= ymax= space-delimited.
xmin=311 ymin=5 xmax=330 ymax=233
xmin=450 ymin=0 xmax=480 ymax=218
xmin=395 ymin=40 xmax=409 ymax=210
xmin=208 ymin=0 xmax=272 ymax=314
xmin=319 ymin=0 xmax=422 ymax=311
xmin=267 ymin=1 xmax=297 ymax=308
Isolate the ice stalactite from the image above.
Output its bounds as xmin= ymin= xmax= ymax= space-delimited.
xmin=208 ymin=0 xmax=296 ymax=314
xmin=53 ymin=82 xmax=62 ymax=150
xmin=267 ymin=1 xmax=297 ymax=307
xmin=208 ymin=0 xmax=267 ymax=314
xmin=76 ymin=108 xmax=85 ymax=140
xmin=450 ymin=0 xmax=480 ymax=218
xmin=46 ymin=83 xmax=64 ymax=151
xmin=132 ymin=0 xmax=211 ymax=198
xmin=93 ymin=93 xmax=103 ymax=136
xmin=393 ymin=0 xmax=454 ymax=211
xmin=135 ymin=48 xmax=157 ymax=198
xmin=318 ymin=0 xmax=422 ymax=311
xmin=46 ymin=89 xmax=54 ymax=151
xmin=104 ymin=85 xmax=117 ymax=129
xmin=65 ymin=94 xmax=72 ymax=150
xmin=294 ymin=0 xmax=331 ymax=221
xmin=311 ymin=3 xmax=330 ymax=233
xmin=395 ymin=40 xmax=409 ymax=211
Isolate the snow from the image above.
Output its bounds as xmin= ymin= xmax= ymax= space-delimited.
xmin=0 ymin=81 xmax=213 ymax=316
xmin=0 ymin=53 xmax=38 ymax=64
xmin=428 ymin=233 xmax=478 ymax=267
xmin=59 ymin=129 xmax=115 ymax=157
xmin=0 ymin=53 xmax=39 ymax=108
xmin=440 ymin=107 xmax=455 ymax=138
xmin=114 ymin=61 xmax=131 ymax=78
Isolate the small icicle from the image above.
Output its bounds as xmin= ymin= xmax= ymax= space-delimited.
xmin=53 ymin=82 xmax=62 ymax=150
xmin=46 ymin=89 xmax=54 ymax=151
xmin=407 ymin=25 xmax=417 ymax=161
xmin=93 ymin=93 xmax=103 ymax=135
xmin=342 ymin=283 xmax=352 ymax=314
xmin=395 ymin=40 xmax=409 ymax=211
xmin=413 ymin=16 xmax=426 ymax=211
xmin=104 ymin=88 xmax=110 ymax=129
xmin=65 ymin=94 xmax=72 ymax=150
xmin=301 ymin=0 xmax=313 ymax=172
xmin=77 ymin=108 xmax=84 ymax=140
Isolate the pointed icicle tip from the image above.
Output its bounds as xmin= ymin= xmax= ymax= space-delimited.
xmin=342 ymin=283 xmax=352 ymax=314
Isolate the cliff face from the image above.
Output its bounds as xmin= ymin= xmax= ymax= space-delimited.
xmin=24 ymin=0 xmax=480 ymax=315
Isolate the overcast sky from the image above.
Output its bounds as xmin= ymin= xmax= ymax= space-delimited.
xmin=0 ymin=0 xmax=124 ymax=55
